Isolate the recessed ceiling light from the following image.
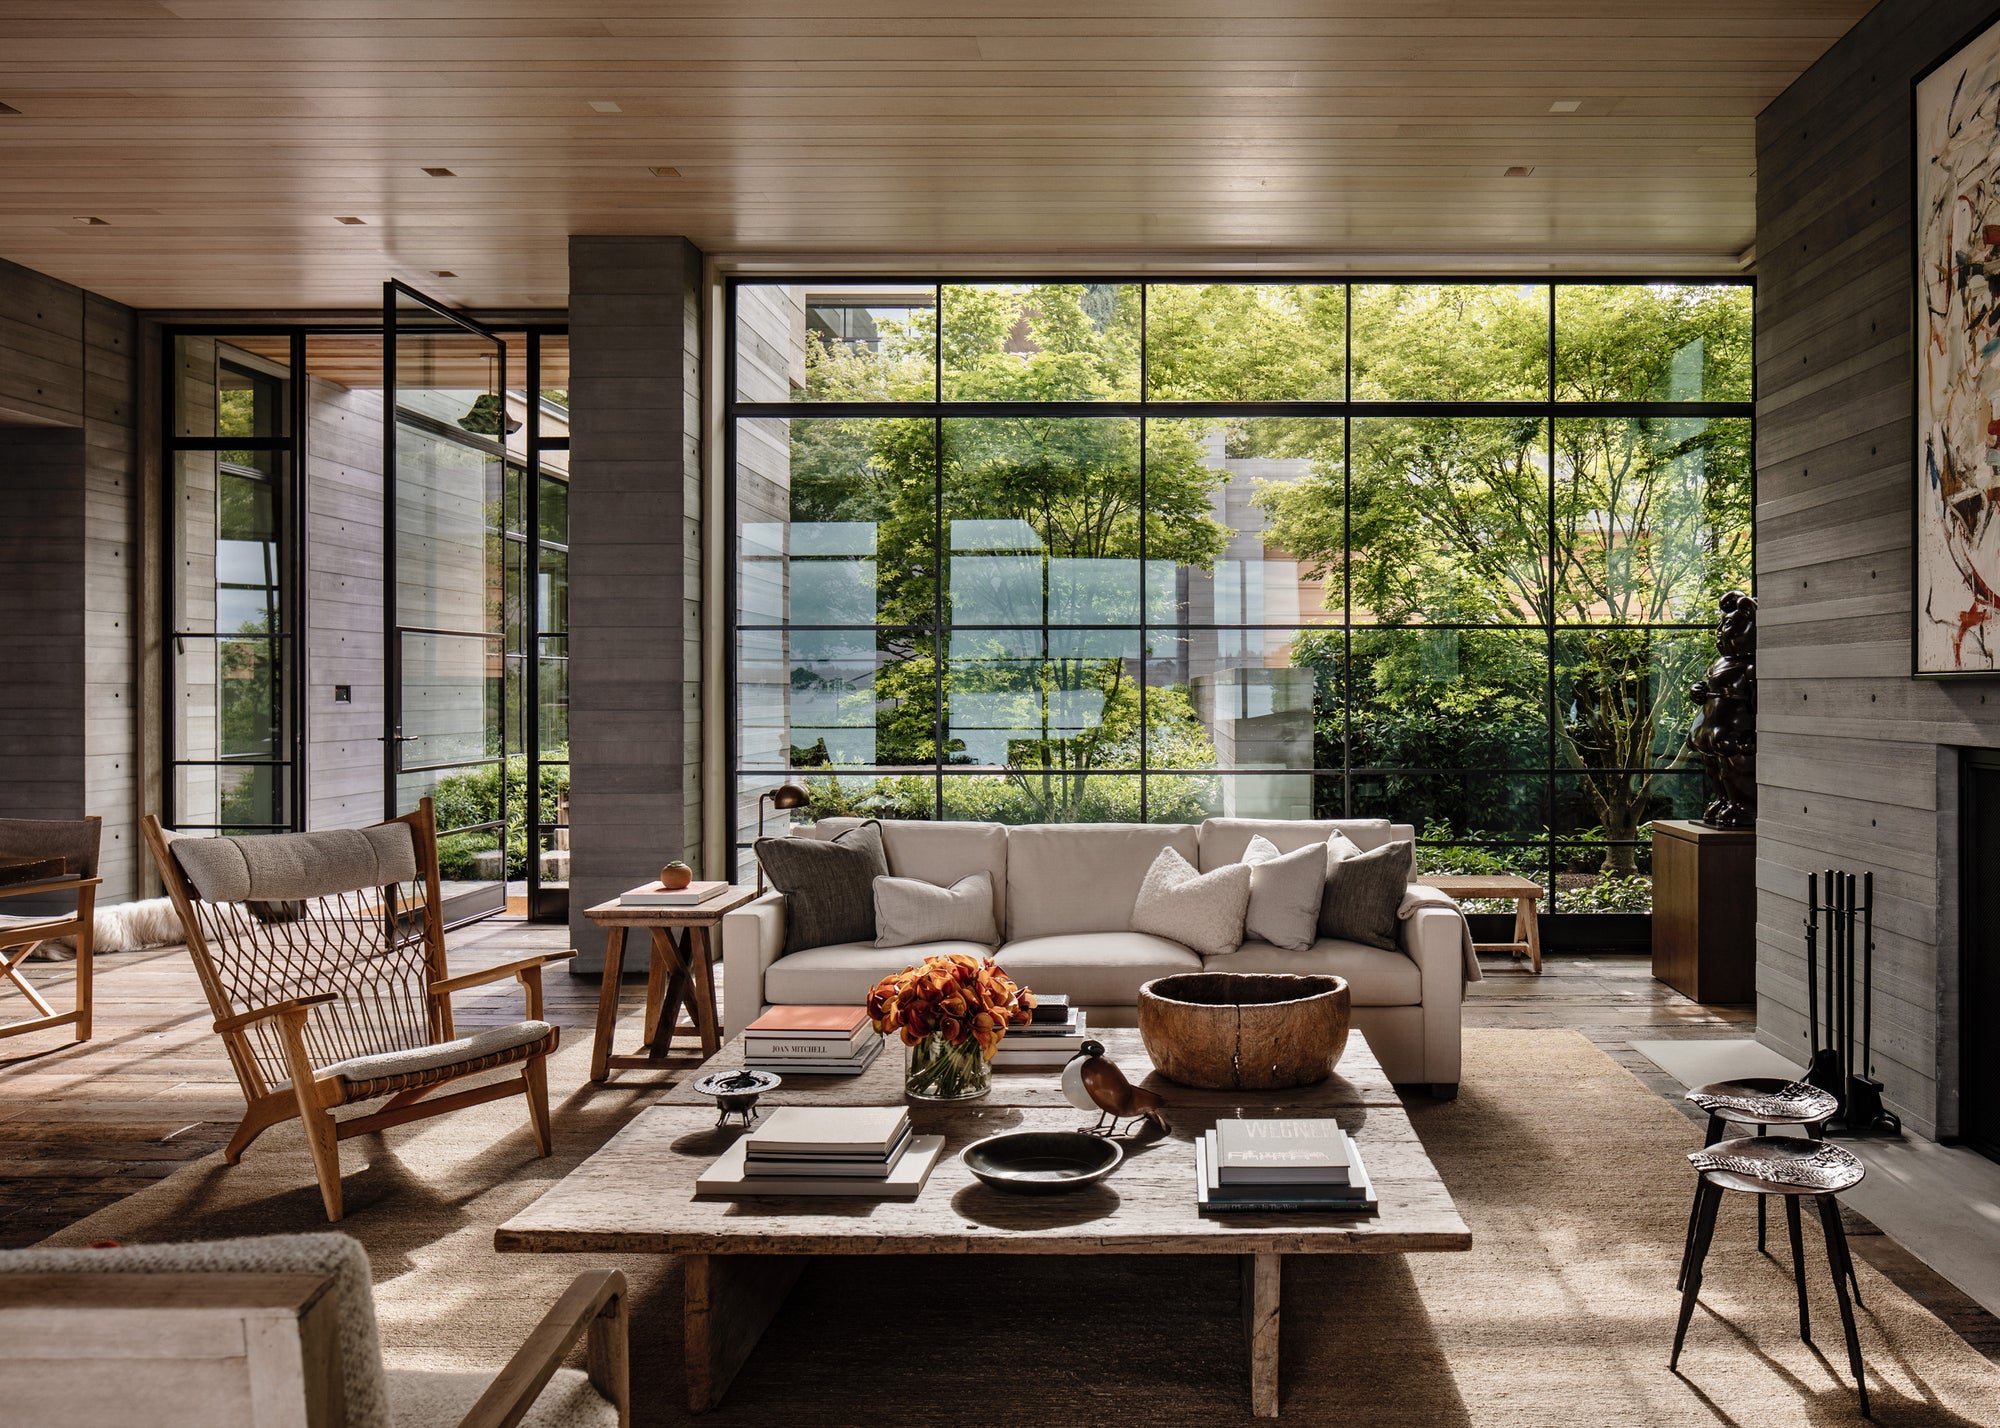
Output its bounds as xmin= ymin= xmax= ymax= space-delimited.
xmin=649 ymin=166 xmax=681 ymax=178
xmin=1549 ymin=99 xmax=1582 ymax=113
xmin=421 ymin=166 xmax=456 ymax=177
xmin=589 ymin=100 xmax=621 ymax=113
xmin=335 ymin=215 xmax=366 ymax=224
xmin=72 ymin=215 xmax=108 ymax=225
xmin=1504 ymin=166 xmax=1535 ymax=179
xmin=433 ymin=270 xmax=456 ymax=278
xmin=0 ymin=102 xmax=20 ymax=116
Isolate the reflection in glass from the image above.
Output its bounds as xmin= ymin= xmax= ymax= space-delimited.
xmin=1143 ymin=773 xmax=1316 ymax=824
xmin=1145 ymin=284 xmax=1345 ymax=401
xmin=1340 ymin=418 xmax=1549 ymax=623
xmin=735 ymin=283 xmax=937 ymax=402
xmin=942 ymin=283 xmax=1140 ymax=401
xmin=737 ymin=627 xmax=923 ymax=770
xmin=1142 ymin=628 xmax=1320 ymax=783
xmin=1554 ymin=417 xmax=1752 ymax=624
xmin=1350 ymin=284 xmax=1549 ymax=401
xmin=1556 ymin=284 xmax=1752 ymax=403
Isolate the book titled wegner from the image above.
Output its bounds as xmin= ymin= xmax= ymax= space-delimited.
xmin=1214 ymin=1118 xmax=1353 ymax=1185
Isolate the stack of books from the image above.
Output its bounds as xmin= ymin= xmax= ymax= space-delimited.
xmin=991 ymin=994 xmax=1089 ymax=1067
xmin=1194 ymin=1117 xmax=1377 ymax=1214
xmin=618 ymin=879 xmax=732 ymax=908
xmin=696 ymin=1106 xmax=945 ymax=1199
xmin=743 ymin=1005 xmax=883 ymax=1076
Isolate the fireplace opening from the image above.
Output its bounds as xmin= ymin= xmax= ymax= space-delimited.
xmin=1962 ymin=749 xmax=2000 ymax=1163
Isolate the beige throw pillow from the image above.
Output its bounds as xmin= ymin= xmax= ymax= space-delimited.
xmin=873 ymin=871 xmax=998 ymax=949
xmin=1130 ymin=846 xmax=1251 ymax=958
xmin=1237 ymin=834 xmax=1329 ymax=951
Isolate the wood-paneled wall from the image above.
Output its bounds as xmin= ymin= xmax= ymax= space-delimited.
xmin=0 ymin=257 xmax=138 ymax=900
xmin=1755 ymin=0 xmax=2000 ymax=1139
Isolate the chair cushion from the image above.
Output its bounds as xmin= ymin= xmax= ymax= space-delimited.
xmin=765 ymin=941 xmax=994 ymax=1005
xmin=996 ymin=932 xmax=1204 ymax=1004
xmin=168 ymin=823 xmax=417 ymax=903
xmin=757 ymin=820 xmax=888 ymax=955
xmin=813 ymin=818 xmax=1009 ymax=940
xmin=1209 ymin=938 xmax=1423 ymax=1006
xmin=1129 ymin=848 xmax=1250 ymax=957
xmin=1004 ymin=824 xmax=1199 ymax=941
xmin=0 ymin=1233 xmax=389 ymax=1428
xmin=387 ymin=1367 xmax=617 ymax=1428
xmin=324 ymin=1021 xmax=555 ymax=1086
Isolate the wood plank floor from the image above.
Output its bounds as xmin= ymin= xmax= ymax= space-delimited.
xmin=2 ymin=927 xmax=1992 ymax=1364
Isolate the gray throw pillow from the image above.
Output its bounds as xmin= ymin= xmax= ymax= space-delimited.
xmin=1317 ymin=839 xmax=1414 ymax=951
xmin=755 ymin=820 xmax=889 ymax=955
xmin=874 ymin=872 xmax=998 ymax=949
xmin=1237 ymin=834 xmax=1329 ymax=952
xmin=1130 ymin=847 xmax=1252 ymax=958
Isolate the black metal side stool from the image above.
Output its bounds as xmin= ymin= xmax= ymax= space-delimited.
xmin=1671 ymin=1135 xmax=1870 ymax=1418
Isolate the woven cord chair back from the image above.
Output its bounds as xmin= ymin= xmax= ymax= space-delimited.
xmin=156 ymin=807 xmax=449 ymax=1094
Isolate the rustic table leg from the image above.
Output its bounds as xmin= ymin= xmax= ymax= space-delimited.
xmin=639 ymin=931 xmax=670 ymax=1051
xmin=1521 ymin=897 xmax=1543 ymax=974
xmin=589 ymin=925 xmax=628 ymax=1083
xmin=649 ymin=928 xmax=694 ymax=1061
xmin=1242 ymin=1251 xmax=1280 ymax=1417
xmin=686 ymin=923 xmax=723 ymax=1057
xmin=683 ymin=1253 xmax=806 ymax=1413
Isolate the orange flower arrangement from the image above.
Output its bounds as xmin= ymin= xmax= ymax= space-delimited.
xmin=867 ymin=953 xmax=1035 ymax=1062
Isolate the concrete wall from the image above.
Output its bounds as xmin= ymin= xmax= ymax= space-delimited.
xmin=565 ymin=236 xmax=705 ymax=966
xmin=0 ymin=258 xmax=139 ymax=898
xmin=1755 ymin=0 xmax=2000 ymax=1138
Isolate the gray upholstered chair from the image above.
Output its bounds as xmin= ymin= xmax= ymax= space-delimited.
xmin=139 ymin=799 xmax=575 ymax=1221
xmin=0 ymin=1232 xmax=628 ymax=1427
xmin=0 ymin=815 xmax=101 ymax=1045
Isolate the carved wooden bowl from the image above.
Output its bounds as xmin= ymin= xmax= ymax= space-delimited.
xmin=1137 ymin=972 xmax=1351 ymax=1091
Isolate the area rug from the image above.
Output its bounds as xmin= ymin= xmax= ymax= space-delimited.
xmin=38 ymin=1031 xmax=2000 ymax=1425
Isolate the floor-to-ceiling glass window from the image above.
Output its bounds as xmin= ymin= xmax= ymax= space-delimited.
xmin=728 ymin=280 xmax=1752 ymax=932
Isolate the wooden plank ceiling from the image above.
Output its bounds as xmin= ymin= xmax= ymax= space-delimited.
xmin=0 ymin=1 xmax=1874 ymax=311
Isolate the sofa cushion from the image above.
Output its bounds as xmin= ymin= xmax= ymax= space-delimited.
xmin=1318 ymin=839 xmax=1415 ymax=951
xmin=874 ymin=871 xmax=998 ymax=948
xmin=764 ymin=939 xmax=996 ymax=1006
xmin=1130 ymin=847 xmax=1250 ymax=957
xmin=757 ymin=820 xmax=888 ymax=955
xmin=1004 ymin=823 xmax=1199 ymax=940
xmin=1209 ymin=938 xmax=1423 ymax=1006
xmin=1236 ymin=835 xmax=1327 ymax=952
xmin=812 ymin=818 xmax=1009 ymax=935
xmin=1197 ymin=817 xmax=1411 ymax=870
xmin=996 ymin=932 xmax=1203 ymax=1004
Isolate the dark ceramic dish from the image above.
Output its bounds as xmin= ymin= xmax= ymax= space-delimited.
xmin=960 ymin=1129 xmax=1124 ymax=1193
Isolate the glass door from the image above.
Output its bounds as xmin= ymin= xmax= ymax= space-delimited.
xmin=383 ymin=282 xmax=508 ymax=925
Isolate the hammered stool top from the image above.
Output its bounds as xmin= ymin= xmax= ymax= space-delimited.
xmin=1685 ymin=1078 xmax=1839 ymax=1128
xmin=1688 ymin=1135 xmax=1866 ymax=1196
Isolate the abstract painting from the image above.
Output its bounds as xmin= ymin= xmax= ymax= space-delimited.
xmin=1918 ymin=16 xmax=2000 ymax=675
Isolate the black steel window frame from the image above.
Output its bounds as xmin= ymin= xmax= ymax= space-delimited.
xmin=723 ymin=276 xmax=1756 ymax=915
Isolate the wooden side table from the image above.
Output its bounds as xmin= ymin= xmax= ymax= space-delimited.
xmin=584 ymin=888 xmax=758 ymax=1083
xmin=1420 ymin=874 xmax=1545 ymax=972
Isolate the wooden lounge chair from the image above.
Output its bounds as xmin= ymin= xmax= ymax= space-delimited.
xmin=140 ymin=799 xmax=574 ymax=1221
xmin=0 ymin=815 xmax=101 ymax=1045
xmin=0 ymin=1232 xmax=628 ymax=1426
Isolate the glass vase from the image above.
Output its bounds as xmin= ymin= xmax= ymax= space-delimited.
xmin=904 ymin=1031 xmax=991 ymax=1102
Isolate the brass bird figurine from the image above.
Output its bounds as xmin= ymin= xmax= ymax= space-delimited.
xmin=1062 ymin=1040 xmax=1168 ymax=1137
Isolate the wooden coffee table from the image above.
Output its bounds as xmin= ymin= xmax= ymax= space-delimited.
xmin=1421 ymin=873 xmax=1545 ymax=972
xmin=497 ymin=1028 xmax=1469 ymax=1417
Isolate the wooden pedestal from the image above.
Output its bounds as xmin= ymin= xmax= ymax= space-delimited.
xmin=1651 ymin=819 xmax=1755 ymax=1004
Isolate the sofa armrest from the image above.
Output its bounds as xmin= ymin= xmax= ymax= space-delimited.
xmin=1401 ymin=904 xmax=1468 ymax=1089
xmin=721 ymin=892 xmax=787 ymax=1040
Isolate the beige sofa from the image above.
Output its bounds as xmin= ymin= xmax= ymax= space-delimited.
xmin=722 ymin=816 xmax=1475 ymax=1094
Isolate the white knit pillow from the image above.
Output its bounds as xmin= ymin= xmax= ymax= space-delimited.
xmin=1237 ymin=834 xmax=1329 ymax=951
xmin=873 ymin=872 xmax=998 ymax=948
xmin=1130 ymin=846 xmax=1251 ymax=957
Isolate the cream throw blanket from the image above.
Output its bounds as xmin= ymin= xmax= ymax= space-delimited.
xmin=1401 ymin=882 xmax=1484 ymax=981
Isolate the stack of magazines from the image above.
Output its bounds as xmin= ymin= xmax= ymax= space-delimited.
xmin=1194 ymin=1118 xmax=1377 ymax=1214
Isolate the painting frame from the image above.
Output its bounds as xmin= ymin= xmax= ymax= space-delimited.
xmin=1914 ymin=7 xmax=2000 ymax=679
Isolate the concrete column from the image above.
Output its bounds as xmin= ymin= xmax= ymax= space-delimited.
xmin=565 ymin=236 xmax=704 ymax=969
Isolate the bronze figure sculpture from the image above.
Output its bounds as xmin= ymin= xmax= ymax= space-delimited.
xmin=1689 ymin=591 xmax=1757 ymax=829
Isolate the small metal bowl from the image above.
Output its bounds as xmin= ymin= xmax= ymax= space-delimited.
xmin=690 ymin=1068 xmax=782 ymax=1128
xmin=961 ymin=1130 xmax=1124 ymax=1194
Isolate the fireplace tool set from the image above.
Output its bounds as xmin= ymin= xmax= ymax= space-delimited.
xmin=1804 ymin=870 xmax=1902 ymax=1138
